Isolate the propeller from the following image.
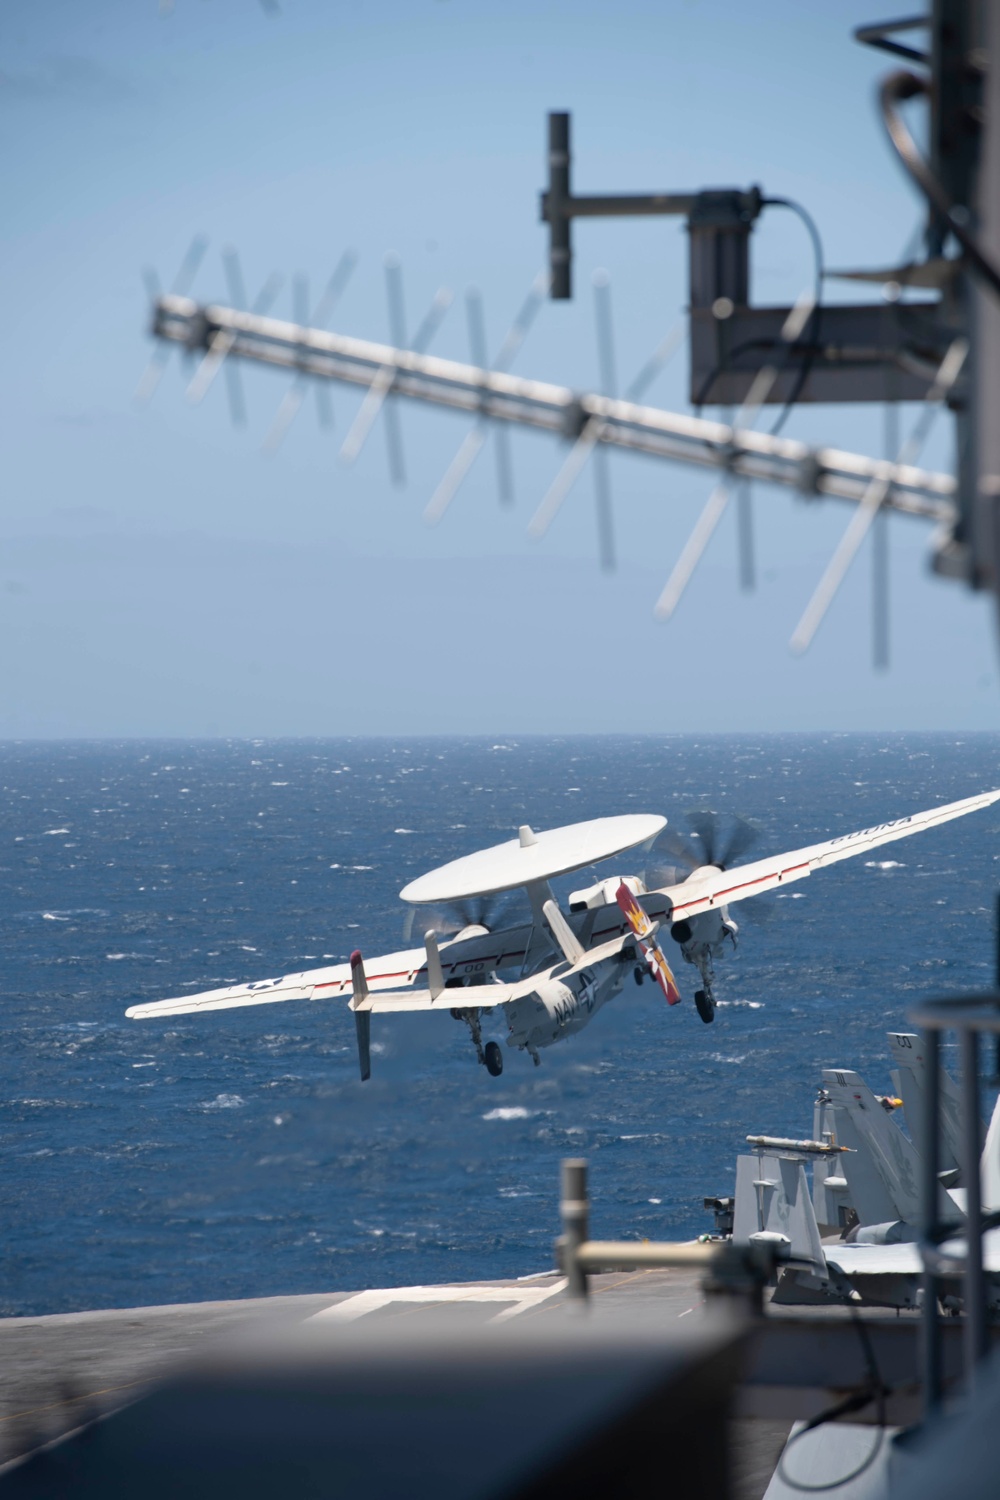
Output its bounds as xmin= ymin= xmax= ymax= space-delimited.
xmin=644 ymin=810 xmax=759 ymax=885
xmin=402 ymin=891 xmax=528 ymax=946
xmin=643 ymin=811 xmax=773 ymax=927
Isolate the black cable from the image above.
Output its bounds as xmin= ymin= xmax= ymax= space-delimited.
xmin=853 ymin=17 xmax=929 ymax=65
xmin=880 ymin=70 xmax=1000 ymax=303
xmin=775 ymin=1311 xmax=889 ymax=1493
xmin=759 ymin=197 xmax=825 ymax=436
xmin=691 ymin=196 xmax=824 ymax=434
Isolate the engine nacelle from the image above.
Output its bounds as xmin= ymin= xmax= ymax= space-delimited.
xmin=670 ymin=905 xmax=738 ymax=955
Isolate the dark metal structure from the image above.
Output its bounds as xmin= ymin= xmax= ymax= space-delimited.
xmin=541 ymin=110 xmax=956 ymax=409
xmin=138 ymin=4 xmax=1000 ymax=661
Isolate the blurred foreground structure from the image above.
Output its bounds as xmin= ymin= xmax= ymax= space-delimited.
xmin=140 ymin=3 xmax=1000 ymax=671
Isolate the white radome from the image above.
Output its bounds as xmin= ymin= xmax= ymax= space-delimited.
xmin=398 ymin=813 xmax=667 ymax=904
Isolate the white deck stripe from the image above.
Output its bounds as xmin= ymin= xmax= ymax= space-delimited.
xmin=310 ymin=1280 xmax=567 ymax=1323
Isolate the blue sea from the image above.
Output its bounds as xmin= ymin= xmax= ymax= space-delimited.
xmin=3 ymin=734 xmax=999 ymax=1317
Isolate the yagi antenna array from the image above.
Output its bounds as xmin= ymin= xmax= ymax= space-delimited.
xmin=137 ymin=239 xmax=957 ymax=652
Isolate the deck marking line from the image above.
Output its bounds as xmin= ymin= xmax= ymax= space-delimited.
xmin=310 ymin=1281 xmax=567 ymax=1323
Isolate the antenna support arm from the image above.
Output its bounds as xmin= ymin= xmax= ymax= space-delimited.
xmin=541 ymin=111 xmax=762 ymax=299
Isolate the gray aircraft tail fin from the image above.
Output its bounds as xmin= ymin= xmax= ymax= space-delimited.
xmin=888 ymin=1031 xmax=963 ymax=1175
xmin=733 ymin=1149 xmax=826 ymax=1275
xmin=821 ymin=1068 xmax=927 ymax=1226
xmin=812 ymin=1088 xmax=855 ymax=1234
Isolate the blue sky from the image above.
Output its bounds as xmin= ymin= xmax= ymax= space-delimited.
xmin=1 ymin=0 xmax=996 ymax=735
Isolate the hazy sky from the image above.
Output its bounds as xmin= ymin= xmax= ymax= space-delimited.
xmin=2 ymin=0 xmax=997 ymax=736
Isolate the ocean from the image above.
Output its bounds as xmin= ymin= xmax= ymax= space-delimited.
xmin=3 ymin=733 xmax=999 ymax=1317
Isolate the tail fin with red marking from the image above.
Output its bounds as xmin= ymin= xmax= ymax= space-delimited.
xmin=616 ymin=883 xmax=682 ymax=1006
xmin=350 ymin=950 xmax=372 ymax=1081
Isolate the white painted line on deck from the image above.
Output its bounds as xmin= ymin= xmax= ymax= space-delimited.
xmin=311 ymin=1281 xmax=567 ymax=1324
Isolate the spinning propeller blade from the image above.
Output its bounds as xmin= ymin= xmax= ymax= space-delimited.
xmin=686 ymin=809 xmax=759 ymax=870
xmin=645 ymin=811 xmax=760 ymax=879
xmin=402 ymin=890 xmax=527 ymax=946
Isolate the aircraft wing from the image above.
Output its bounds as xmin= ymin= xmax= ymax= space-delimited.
xmin=351 ymin=983 xmax=516 ymax=1014
xmin=126 ymin=975 xmax=322 ymax=1020
xmin=126 ymin=951 xmax=405 ymax=1021
xmin=125 ymin=923 xmax=541 ymax=1023
xmin=659 ymin=788 xmax=1000 ymax=921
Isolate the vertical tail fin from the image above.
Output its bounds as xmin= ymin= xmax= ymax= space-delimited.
xmin=424 ymin=930 xmax=445 ymax=1001
xmin=888 ymin=1031 xmax=963 ymax=1174
xmin=350 ymin=950 xmax=372 ymax=1082
xmin=822 ymin=1068 xmax=928 ymax=1225
xmin=732 ymin=1150 xmax=826 ymax=1275
xmin=615 ymin=882 xmax=682 ymax=1005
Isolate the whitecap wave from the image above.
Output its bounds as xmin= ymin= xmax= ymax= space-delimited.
xmin=482 ymin=1106 xmax=531 ymax=1121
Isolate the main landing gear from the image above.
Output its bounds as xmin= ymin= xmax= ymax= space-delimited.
xmin=694 ymin=988 xmax=715 ymax=1025
xmin=453 ymin=1005 xmax=505 ymax=1076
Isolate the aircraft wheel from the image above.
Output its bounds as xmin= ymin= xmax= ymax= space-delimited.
xmin=633 ymin=965 xmax=644 ymax=987
xmin=484 ymin=1041 xmax=504 ymax=1077
xmin=694 ymin=989 xmax=715 ymax=1024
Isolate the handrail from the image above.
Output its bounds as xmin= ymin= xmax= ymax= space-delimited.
xmin=907 ymin=991 xmax=1000 ymax=1415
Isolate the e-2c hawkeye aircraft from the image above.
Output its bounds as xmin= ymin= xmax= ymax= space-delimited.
xmin=126 ymin=790 xmax=1000 ymax=1080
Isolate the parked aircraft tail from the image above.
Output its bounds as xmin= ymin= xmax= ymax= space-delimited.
xmin=732 ymin=1147 xmax=827 ymax=1276
xmin=821 ymin=1068 xmax=935 ymax=1226
xmin=888 ymin=1031 xmax=963 ymax=1177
